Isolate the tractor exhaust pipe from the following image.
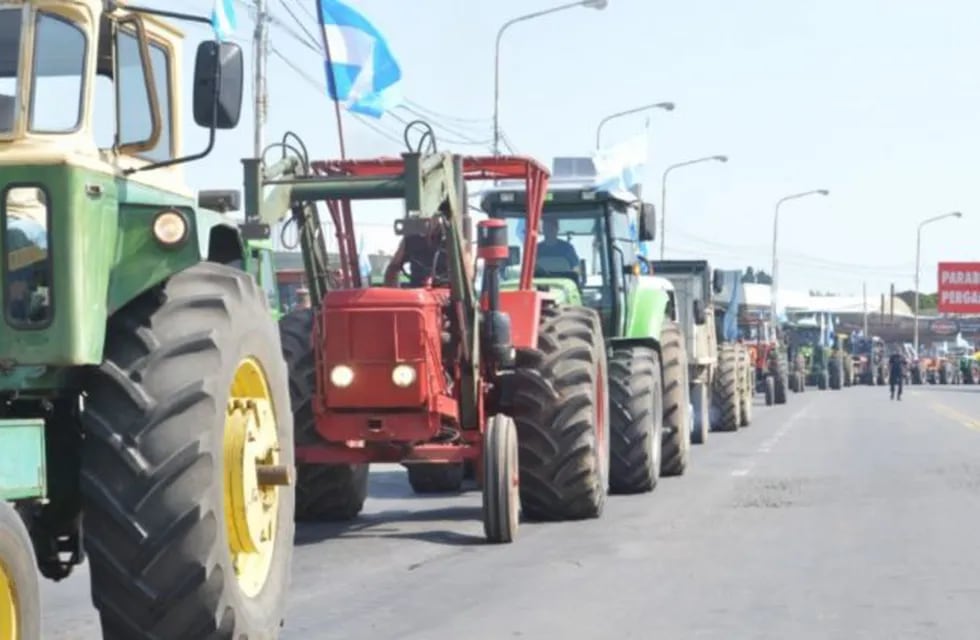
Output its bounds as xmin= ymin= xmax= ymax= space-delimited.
xmin=477 ymin=219 xmax=514 ymax=367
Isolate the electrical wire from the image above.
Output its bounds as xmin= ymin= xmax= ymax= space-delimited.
xmin=276 ymin=0 xmax=322 ymax=53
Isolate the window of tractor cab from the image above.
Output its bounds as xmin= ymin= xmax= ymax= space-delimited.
xmin=492 ymin=207 xmax=613 ymax=314
xmin=29 ymin=11 xmax=86 ymax=133
xmin=0 ymin=7 xmax=23 ymax=134
xmin=92 ymin=18 xmax=173 ymax=161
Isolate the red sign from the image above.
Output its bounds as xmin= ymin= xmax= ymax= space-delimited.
xmin=937 ymin=262 xmax=980 ymax=313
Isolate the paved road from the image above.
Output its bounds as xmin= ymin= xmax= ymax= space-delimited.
xmin=40 ymin=385 xmax=980 ymax=639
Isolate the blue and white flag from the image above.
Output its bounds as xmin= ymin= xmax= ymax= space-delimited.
xmin=210 ymin=0 xmax=237 ymax=41
xmin=318 ymin=0 xmax=403 ymax=118
xmin=593 ymin=134 xmax=648 ymax=193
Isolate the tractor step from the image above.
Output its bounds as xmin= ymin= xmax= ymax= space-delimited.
xmin=0 ymin=418 xmax=46 ymax=501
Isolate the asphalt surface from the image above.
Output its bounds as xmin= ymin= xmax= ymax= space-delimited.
xmin=39 ymin=384 xmax=980 ymax=639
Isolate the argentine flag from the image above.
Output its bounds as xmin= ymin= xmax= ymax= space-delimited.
xmin=593 ymin=134 xmax=648 ymax=193
xmin=318 ymin=0 xmax=403 ymax=118
xmin=210 ymin=0 xmax=236 ymax=42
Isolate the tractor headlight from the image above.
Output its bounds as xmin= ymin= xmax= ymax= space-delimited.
xmin=152 ymin=210 xmax=189 ymax=247
xmin=330 ymin=365 xmax=355 ymax=388
xmin=391 ymin=364 xmax=417 ymax=387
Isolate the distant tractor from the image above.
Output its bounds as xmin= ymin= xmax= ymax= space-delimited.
xmin=647 ymin=261 xmax=754 ymax=440
xmin=852 ymin=336 xmax=887 ymax=385
xmin=1 ymin=3 xmax=296 ymax=637
xmin=740 ymin=312 xmax=789 ymax=406
xmin=482 ymin=179 xmax=692 ymax=488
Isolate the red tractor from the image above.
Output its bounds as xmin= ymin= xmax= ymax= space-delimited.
xmin=251 ymin=127 xmax=609 ymax=542
xmin=739 ymin=313 xmax=789 ymax=406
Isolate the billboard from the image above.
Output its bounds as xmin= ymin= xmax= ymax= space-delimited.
xmin=937 ymin=262 xmax=980 ymax=314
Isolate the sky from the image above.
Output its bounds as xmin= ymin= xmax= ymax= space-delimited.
xmin=166 ymin=0 xmax=980 ymax=298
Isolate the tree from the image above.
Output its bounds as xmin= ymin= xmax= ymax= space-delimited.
xmin=755 ymin=270 xmax=773 ymax=285
xmin=742 ymin=266 xmax=756 ymax=283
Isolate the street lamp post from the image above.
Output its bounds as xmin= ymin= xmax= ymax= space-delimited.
xmin=771 ymin=189 xmax=830 ymax=320
xmin=595 ymin=101 xmax=674 ymax=149
xmin=914 ymin=211 xmax=963 ymax=357
xmin=659 ymin=155 xmax=728 ymax=260
xmin=493 ymin=0 xmax=609 ymax=155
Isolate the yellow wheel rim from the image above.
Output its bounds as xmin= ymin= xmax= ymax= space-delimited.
xmin=223 ymin=357 xmax=289 ymax=598
xmin=0 ymin=559 xmax=17 ymax=640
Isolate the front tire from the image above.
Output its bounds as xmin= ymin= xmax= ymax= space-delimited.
xmin=482 ymin=415 xmax=520 ymax=543
xmin=280 ymin=309 xmax=369 ymax=521
xmin=0 ymin=501 xmax=41 ymax=640
xmin=80 ymin=263 xmax=295 ymax=639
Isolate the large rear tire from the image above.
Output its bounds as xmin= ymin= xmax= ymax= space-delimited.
xmin=511 ymin=306 xmax=609 ymax=520
xmin=738 ymin=350 xmax=753 ymax=427
xmin=80 ymin=263 xmax=295 ymax=639
xmin=607 ymin=345 xmax=662 ymax=493
xmin=406 ymin=464 xmax=465 ymax=494
xmin=713 ymin=344 xmax=741 ymax=432
xmin=828 ymin=358 xmax=843 ymax=390
xmin=0 ymin=501 xmax=41 ymax=640
xmin=774 ymin=352 xmax=789 ymax=404
xmin=280 ymin=309 xmax=369 ymax=521
xmin=660 ymin=323 xmax=691 ymax=477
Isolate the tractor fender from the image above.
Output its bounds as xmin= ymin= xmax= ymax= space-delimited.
xmin=624 ymin=277 xmax=670 ymax=343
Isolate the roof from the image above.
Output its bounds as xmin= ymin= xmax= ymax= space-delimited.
xmin=480 ymin=180 xmax=639 ymax=211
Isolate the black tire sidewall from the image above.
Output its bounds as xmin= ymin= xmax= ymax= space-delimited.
xmin=215 ymin=305 xmax=296 ymax=631
xmin=0 ymin=502 xmax=40 ymax=640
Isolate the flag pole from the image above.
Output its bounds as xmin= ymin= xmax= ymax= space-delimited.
xmin=316 ymin=0 xmax=348 ymax=159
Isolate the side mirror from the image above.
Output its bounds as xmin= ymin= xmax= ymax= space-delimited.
xmin=693 ymin=299 xmax=707 ymax=325
xmin=199 ymin=189 xmax=241 ymax=213
xmin=193 ymin=41 xmax=244 ymax=129
xmin=638 ymin=202 xmax=656 ymax=242
xmin=712 ymin=268 xmax=724 ymax=294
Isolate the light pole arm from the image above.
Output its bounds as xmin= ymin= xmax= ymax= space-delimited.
xmin=596 ymin=102 xmax=674 ymax=148
xmin=912 ymin=211 xmax=962 ymax=356
xmin=493 ymin=1 xmax=588 ymax=155
xmin=659 ymin=155 xmax=728 ymax=260
xmin=770 ymin=189 xmax=829 ymax=319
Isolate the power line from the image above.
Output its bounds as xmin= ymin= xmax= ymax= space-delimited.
xmin=276 ymin=0 xmax=322 ymax=53
xmin=404 ymin=98 xmax=492 ymax=125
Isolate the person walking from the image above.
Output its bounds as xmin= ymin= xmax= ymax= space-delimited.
xmin=889 ymin=349 xmax=906 ymax=400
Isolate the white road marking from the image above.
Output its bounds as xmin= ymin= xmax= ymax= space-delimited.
xmin=733 ymin=405 xmax=811 ymax=476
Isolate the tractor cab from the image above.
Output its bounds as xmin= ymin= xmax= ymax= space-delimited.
xmin=480 ymin=181 xmax=656 ymax=338
xmin=0 ymin=0 xmax=244 ymax=373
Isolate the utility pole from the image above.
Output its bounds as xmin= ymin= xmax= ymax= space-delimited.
xmin=252 ymin=0 xmax=270 ymax=243
xmin=253 ymin=0 xmax=269 ymax=159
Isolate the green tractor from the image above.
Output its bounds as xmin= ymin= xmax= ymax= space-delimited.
xmin=482 ymin=179 xmax=692 ymax=491
xmin=0 ymin=3 xmax=294 ymax=638
xmin=199 ymin=189 xmax=283 ymax=319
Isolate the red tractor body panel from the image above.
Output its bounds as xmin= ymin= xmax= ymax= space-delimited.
xmin=313 ymin=287 xmax=456 ymax=444
xmin=491 ymin=290 xmax=543 ymax=350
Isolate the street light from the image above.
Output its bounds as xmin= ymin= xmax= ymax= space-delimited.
xmin=595 ymin=101 xmax=675 ymax=149
xmin=493 ymin=0 xmax=608 ymax=155
xmin=771 ymin=189 xmax=830 ymax=320
xmin=659 ymin=155 xmax=728 ymax=260
xmin=914 ymin=211 xmax=963 ymax=357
